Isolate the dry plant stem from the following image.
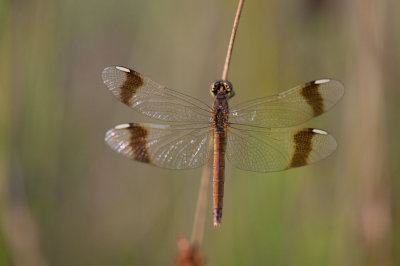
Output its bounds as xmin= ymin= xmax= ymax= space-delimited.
xmin=191 ymin=139 xmax=213 ymax=245
xmin=189 ymin=0 xmax=246 ymax=248
xmin=222 ymin=0 xmax=245 ymax=81
xmin=190 ymin=154 xmax=211 ymax=245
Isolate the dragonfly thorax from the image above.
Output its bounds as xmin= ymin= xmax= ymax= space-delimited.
xmin=212 ymin=95 xmax=230 ymax=130
xmin=210 ymin=80 xmax=235 ymax=99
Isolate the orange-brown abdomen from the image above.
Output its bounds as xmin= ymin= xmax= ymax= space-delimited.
xmin=213 ymin=130 xmax=226 ymax=227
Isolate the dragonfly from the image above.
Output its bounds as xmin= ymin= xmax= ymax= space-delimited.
xmin=102 ymin=65 xmax=344 ymax=226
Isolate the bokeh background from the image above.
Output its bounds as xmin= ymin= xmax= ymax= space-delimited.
xmin=1 ymin=0 xmax=399 ymax=265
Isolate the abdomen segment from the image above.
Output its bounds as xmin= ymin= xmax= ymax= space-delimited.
xmin=213 ymin=130 xmax=226 ymax=227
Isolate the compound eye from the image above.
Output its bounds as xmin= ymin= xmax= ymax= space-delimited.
xmin=222 ymin=83 xmax=231 ymax=91
xmin=210 ymin=83 xmax=218 ymax=95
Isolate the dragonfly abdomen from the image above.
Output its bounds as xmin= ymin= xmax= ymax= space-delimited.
xmin=213 ymin=129 xmax=226 ymax=227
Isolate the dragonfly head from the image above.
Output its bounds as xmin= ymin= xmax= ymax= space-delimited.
xmin=210 ymin=80 xmax=235 ymax=99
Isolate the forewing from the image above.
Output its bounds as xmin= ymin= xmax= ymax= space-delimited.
xmin=105 ymin=123 xmax=212 ymax=169
xmin=230 ymin=79 xmax=344 ymax=127
xmin=226 ymin=125 xmax=337 ymax=172
xmin=102 ymin=66 xmax=212 ymax=122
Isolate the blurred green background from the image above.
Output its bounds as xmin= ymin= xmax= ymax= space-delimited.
xmin=1 ymin=0 xmax=399 ymax=265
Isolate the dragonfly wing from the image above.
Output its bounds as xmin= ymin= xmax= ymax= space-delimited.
xmin=226 ymin=124 xmax=337 ymax=172
xmin=105 ymin=123 xmax=212 ymax=169
xmin=230 ymin=79 xmax=344 ymax=127
xmin=102 ymin=66 xmax=212 ymax=123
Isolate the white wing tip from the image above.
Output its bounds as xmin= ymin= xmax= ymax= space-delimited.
xmin=115 ymin=66 xmax=131 ymax=73
xmin=314 ymin=79 xmax=330 ymax=84
xmin=312 ymin=129 xmax=328 ymax=135
xmin=114 ymin=124 xmax=131 ymax=129
xmin=114 ymin=123 xmax=170 ymax=130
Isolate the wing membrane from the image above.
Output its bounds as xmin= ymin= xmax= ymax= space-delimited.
xmin=102 ymin=66 xmax=212 ymax=122
xmin=230 ymin=79 xmax=344 ymax=127
xmin=105 ymin=123 xmax=212 ymax=169
xmin=226 ymin=125 xmax=337 ymax=172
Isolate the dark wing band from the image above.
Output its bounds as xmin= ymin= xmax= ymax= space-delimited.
xmin=102 ymin=66 xmax=212 ymax=123
xmin=105 ymin=123 xmax=212 ymax=169
xmin=226 ymin=125 xmax=337 ymax=172
xmin=229 ymin=79 xmax=344 ymax=127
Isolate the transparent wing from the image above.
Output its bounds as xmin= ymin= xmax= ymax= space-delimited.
xmin=226 ymin=124 xmax=337 ymax=172
xmin=105 ymin=123 xmax=212 ymax=169
xmin=230 ymin=79 xmax=344 ymax=127
xmin=102 ymin=66 xmax=212 ymax=123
